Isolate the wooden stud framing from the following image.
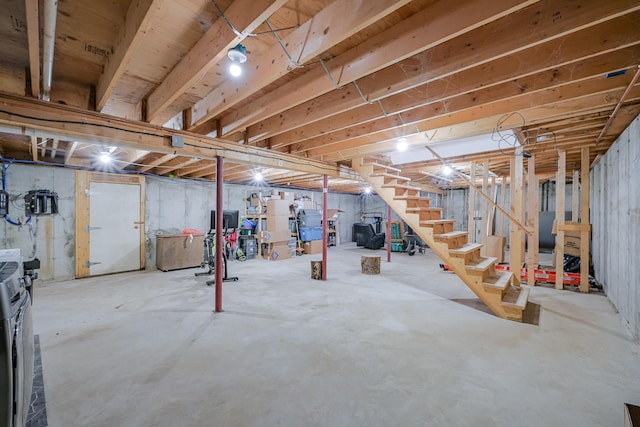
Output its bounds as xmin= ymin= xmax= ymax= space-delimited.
xmin=580 ymin=147 xmax=590 ymax=293
xmin=468 ymin=162 xmax=477 ymax=243
xmin=481 ymin=161 xmax=489 ymax=255
xmin=527 ymin=154 xmax=539 ymax=286
xmin=509 ymin=155 xmax=524 ymax=286
xmin=572 ymin=169 xmax=580 ymax=221
xmin=555 ymin=150 xmax=566 ymax=290
xmin=488 ymin=176 xmax=497 ymax=236
xmin=500 ymin=177 xmax=507 ymax=238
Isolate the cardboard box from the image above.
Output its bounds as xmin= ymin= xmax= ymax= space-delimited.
xmin=259 ymin=229 xmax=291 ymax=244
xmin=266 ymin=243 xmax=292 ymax=261
xmin=279 ymin=191 xmax=295 ymax=201
xmin=303 ymin=240 xmax=324 ymax=255
xmin=266 ymin=199 xmax=291 ymax=216
xmin=249 ymin=195 xmax=261 ymax=207
xmin=267 ymin=215 xmax=289 ymax=231
xmin=551 ymin=220 xmax=583 ymax=257
xmin=564 ymin=235 xmax=581 ymax=257
xmin=326 ymin=209 xmax=345 ymax=219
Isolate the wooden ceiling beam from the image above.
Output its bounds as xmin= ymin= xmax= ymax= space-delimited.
xmin=137 ymin=153 xmax=176 ymax=173
xmin=177 ymin=160 xmax=216 ymax=177
xmin=363 ymin=0 xmax=640 ymax=102
xmin=270 ymin=45 xmax=640 ymax=151
xmin=64 ymin=141 xmax=78 ymax=164
xmin=189 ymin=0 xmax=413 ymax=130
xmin=224 ymin=0 xmax=537 ymax=137
xmin=0 ymin=93 xmax=341 ymax=176
xmin=25 ymin=0 xmax=40 ymax=98
xmin=190 ymin=163 xmax=251 ymax=179
xmin=156 ymin=157 xmax=200 ymax=175
xmin=96 ymin=0 xmax=168 ymax=111
xmin=300 ymin=68 xmax=639 ymax=158
xmin=319 ymin=89 xmax=640 ymax=162
xmin=145 ymin=0 xmax=287 ymax=124
xmin=253 ymin=10 xmax=640 ymax=146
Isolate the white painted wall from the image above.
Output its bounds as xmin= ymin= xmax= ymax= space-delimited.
xmin=590 ymin=113 xmax=640 ymax=338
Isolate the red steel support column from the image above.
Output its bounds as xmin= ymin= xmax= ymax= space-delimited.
xmin=322 ymin=174 xmax=328 ymax=280
xmin=215 ymin=156 xmax=224 ymax=312
xmin=387 ymin=204 xmax=392 ymax=262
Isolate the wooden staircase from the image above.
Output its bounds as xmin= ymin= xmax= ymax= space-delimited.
xmin=354 ymin=159 xmax=529 ymax=322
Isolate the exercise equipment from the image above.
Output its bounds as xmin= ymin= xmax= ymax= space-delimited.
xmin=195 ymin=230 xmax=239 ymax=285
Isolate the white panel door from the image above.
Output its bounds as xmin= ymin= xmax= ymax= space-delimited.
xmin=89 ymin=182 xmax=141 ymax=276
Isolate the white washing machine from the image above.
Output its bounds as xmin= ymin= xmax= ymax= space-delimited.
xmin=0 ymin=249 xmax=34 ymax=427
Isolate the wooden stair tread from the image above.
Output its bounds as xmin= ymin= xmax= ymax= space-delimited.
xmin=465 ymin=257 xmax=497 ymax=271
xmin=420 ymin=219 xmax=455 ymax=225
xmin=381 ymin=183 xmax=420 ymax=190
xmin=448 ymin=242 xmax=482 ymax=254
xmin=501 ymin=285 xmax=529 ymax=309
xmin=435 ymin=231 xmax=467 ymax=239
xmin=484 ymin=271 xmax=513 ymax=291
xmin=406 ymin=207 xmax=442 ymax=212
xmin=393 ymin=196 xmax=431 ymax=201
xmin=371 ymin=172 xmax=411 ymax=180
xmin=351 ymin=157 xmax=536 ymax=323
xmin=367 ymin=162 xmax=401 ymax=173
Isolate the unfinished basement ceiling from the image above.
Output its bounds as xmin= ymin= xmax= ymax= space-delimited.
xmin=0 ymin=0 xmax=639 ymax=192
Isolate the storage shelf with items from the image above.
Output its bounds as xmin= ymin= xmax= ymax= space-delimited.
xmin=390 ymin=221 xmax=405 ymax=252
xmin=326 ymin=209 xmax=343 ymax=247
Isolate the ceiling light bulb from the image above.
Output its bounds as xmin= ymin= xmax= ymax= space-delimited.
xmin=364 ymin=187 xmax=371 ymax=194
xmin=442 ymin=165 xmax=452 ymax=176
xmin=254 ymin=172 xmax=263 ymax=181
xmin=229 ymin=63 xmax=242 ymax=77
xmin=99 ymin=152 xmax=111 ymax=164
xmin=227 ymin=44 xmax=247 ymax=63
xmin=396 ymin=138 xmax=408 ymax=152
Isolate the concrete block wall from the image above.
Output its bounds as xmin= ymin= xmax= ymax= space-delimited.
xmin=590 ymin=113 xmax=640 ymax=338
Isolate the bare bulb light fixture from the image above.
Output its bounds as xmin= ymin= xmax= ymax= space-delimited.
xmin=442 ymin=165 xmax=453 ymax=176
xmin=227 ymin=44 xmax=247 ymax=77
xmin=254 ymin=171 xmax=263 ymax=181
xmin=396 ymin=137 xmax=408 ymax=152
xmin=99 ymin=151 xmax=112 ymax=164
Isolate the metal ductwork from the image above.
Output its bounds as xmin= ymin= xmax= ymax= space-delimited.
xmin=41 ymin=0 xmax=58 ymax=101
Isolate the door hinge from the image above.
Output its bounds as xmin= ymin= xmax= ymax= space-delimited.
xmin=85 ymin=261 xmax=102 ymax=268
xmin=86 ymin=226 xmax=102 ymax=232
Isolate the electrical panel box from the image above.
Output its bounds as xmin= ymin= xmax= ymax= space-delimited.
xmin=24 ymin=190 xmax=59 ymax=216
xmin=0 ymin=190 xmax=8 ymax=216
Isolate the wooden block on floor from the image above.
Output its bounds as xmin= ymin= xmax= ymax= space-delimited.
xmin=361 ymin=256 xmax=381 ymax=275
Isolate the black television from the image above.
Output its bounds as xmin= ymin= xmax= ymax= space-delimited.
xmin=210 ymin=210 xmax=239 ymax=230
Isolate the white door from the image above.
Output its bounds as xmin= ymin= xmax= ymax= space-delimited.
xmin=88 ymin=182 xmax=142 ymax=276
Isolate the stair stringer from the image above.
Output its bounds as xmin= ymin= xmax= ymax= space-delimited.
xmin=353 ymin=159 xmax=517 ymax=320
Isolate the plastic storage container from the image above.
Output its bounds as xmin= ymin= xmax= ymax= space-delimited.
xmin=299 ymin=226 xmax=323 ymax=241
xmin=299 ymin=210 xmax=322 ymax=227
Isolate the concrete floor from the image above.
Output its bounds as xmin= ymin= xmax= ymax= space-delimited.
xmin=34 ymin=244 xmax=640 ymax=427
